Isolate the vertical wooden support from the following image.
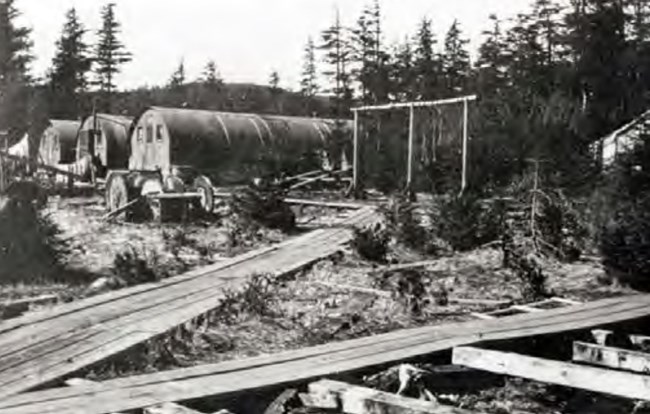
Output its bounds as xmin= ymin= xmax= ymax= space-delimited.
xmin=406 ymin=104 xmax=415 ymax=191
xmin=352 ymin=110 xmax=360 ymax=196
xmin=460 ymin=98 xmax=469 ymax=195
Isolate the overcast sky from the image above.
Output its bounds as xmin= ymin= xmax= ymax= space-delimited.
xmin=16 ymin=0 xmax=533 ymax=90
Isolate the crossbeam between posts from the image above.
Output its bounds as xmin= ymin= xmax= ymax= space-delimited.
xmin=350 ymin=94 xmax=476 ymax=196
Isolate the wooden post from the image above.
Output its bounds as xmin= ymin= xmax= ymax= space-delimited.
xmin=459 ymin=98 xmax=469 ymax=195
xmin=407 ymin=104 xmax=415 ymax=191
xmin=352 ymin=109 xmax=359 ymax=196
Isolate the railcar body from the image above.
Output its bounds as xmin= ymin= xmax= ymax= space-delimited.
xmin=77 ymin=114 xmax=133 ymax=175
xmin=38 ymin=120 xmax=81 ymax=166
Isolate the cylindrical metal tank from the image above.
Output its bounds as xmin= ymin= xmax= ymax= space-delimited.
xmin=129 ymin=107 xmax=352 ymax=184
xmin=38 ymin=120 xmax=81 ymax=166
xmin=77 ymin=114 xmax=133 ymax=173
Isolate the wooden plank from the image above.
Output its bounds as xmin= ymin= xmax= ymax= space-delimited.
xmin=0 ymin=207 xmax=378 ymax=398
xmin=65 ymin=378 xmax=126 ymax=414
xmin=453 ymin=346 xmax=650 ymax=401
xmin=307 ymin=379 xmax=474 ymax=413
xmin=573 ymin=341 xmax=650 ymax=374
xmin=510 ymin=305 xmax=543 ymax=313
xmin=263 ymin=388 xmax=298 ymax=414
xmin=0 ymin=294 xmax=57 ymax=320
xmin=352 ymin=95 xmax=478 ymax=112
xmin=4 ymin=295 xmax=650 ymax=413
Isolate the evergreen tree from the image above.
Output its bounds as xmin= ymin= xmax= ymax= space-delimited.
xmin=202 ymin=60 xmax=223 ymax=86
xmin=169 ymin=59 xmax=186 ymax=88
xmin=0 ymin=0 xmax=33 ymax=142
xmin=94 ymin=2 xmax=131 ymax=111
xmin=413 ymin=18 xmax=440 ymax=100
xmin=351 ymin=0 xmax=390 ymax=104
xmin=476 ymin=14 xmax=508 ymax=95
xmin=390 ymin=37 xmax=417 ymax=101
xmin=300 ymin=36 xmax=319 ymax=98
xmin=269 ymin=70 xmax=280 ymax=91
xmin=320 ymin=8 xmax=354 ymax=117
xmin=441 ymin=20 xmax=471 ymax=95
xmin=48 ymin=8 xmax=92 ymax=119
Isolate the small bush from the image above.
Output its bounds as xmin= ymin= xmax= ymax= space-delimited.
xmin=351 ymin=224 xmax=390 ymax=263
xmin=112 ymin=245 xmax=165 ymax=286
xmin=601 ymin=199 xmax=650 ymax=290
xmin=214 ymin=273 xmax=277 ymax=323
xmin=502 ymin=232 xmax=547 ymax=300
xmin=0 ymin=190 xmax=69 ymax=284
xmin=382 ymin=196 xmax=429 ymax=252
xmin=229 ymin=185 xmax=295 ymax=232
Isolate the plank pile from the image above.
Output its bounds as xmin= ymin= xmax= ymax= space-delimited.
xmin=0 ymin=206 xmax=378 ymax=399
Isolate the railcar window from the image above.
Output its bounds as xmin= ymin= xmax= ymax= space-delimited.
xmin=137 ymin=127 xmax=143 ymax=142
xmin=146 ymin=124 xmax=153 ymax=143
xmin=156 ymin=125 xmax=163 ymax=142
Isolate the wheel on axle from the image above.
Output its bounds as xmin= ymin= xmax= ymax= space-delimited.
xmin=105 ymin=173 xmax=132 ymax=220
xmin=193 ymin=175 xmax=215 ymax=214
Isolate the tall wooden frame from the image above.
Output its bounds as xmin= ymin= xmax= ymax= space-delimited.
xmin=350 ymin=94 xmax=476 ymax=196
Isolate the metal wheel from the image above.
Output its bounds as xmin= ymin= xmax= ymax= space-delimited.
xmin=105 ymin=173 xmax=130 ymax=219
xmin=193 ymin=175 xmax=214 ymax=214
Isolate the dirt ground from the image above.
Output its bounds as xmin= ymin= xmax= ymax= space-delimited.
xmin=0 ymin=192 xmax=644 ymax=414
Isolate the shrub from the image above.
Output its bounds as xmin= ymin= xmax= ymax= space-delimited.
xmin=0 ymin=188 xmax=69 ymax=284
xmin=112 ymin=245 xmax=165 ymax=286
xmin=502 ymin=231 xmax=548 ymax=300
xmin=382 ymin=196 xmax=429 ymax=252
xmin=229 ymin=185 xmax=295 ymax=232
xmin=351 ymin=224 xmax=390 ymax=263
xmin=214 ymin=273 xmax=277 ymax=323
xmin=601 ymin=199 xmax=650 ymax=290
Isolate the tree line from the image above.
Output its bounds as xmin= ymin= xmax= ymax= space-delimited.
xmin=2 ymin=0 xmax=650 ymax=190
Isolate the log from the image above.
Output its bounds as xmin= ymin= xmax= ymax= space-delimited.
xmin=0 ymin=294 xmax=57 ymax=320
xmin=290 ymin=173 xmax=330 ymax=190
xmin=453 ymin=346 xmax=650 ymax=401
xmin=102 ymin=197 xmax=142 ymax=221
xmin=307 ymin=379 xmax=474 ymax=413
xmin=573 ymin=341 xmax=650 ymax=374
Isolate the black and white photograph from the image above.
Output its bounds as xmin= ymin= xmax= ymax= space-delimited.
xmin=0 ymin=0 xmax=650 ymax=412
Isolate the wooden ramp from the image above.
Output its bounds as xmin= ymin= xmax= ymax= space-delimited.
xmin=2 ymin=294 xmax=650 ymax=414
xmin=0 ymin=206 xmax=378 ymax=399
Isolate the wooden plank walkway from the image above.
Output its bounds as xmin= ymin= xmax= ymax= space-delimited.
xmin=0 ymin=207 xmax=378 ymax=399
xmin=3 ymin=294 xmax=650 ymax=414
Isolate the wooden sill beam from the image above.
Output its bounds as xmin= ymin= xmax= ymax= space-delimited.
xmin=307 ymin=379 xmax=475 ymax=414
xmin=573 ymin=341 xmax=650 ymax=374
xmin=453 ymin=346 xmax=650 ymax=401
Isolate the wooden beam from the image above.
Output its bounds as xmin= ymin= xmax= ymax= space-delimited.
xmin=352 ymin=109 xmax=360 ymax=194
xmin=5 ymin=294 xmax=650 ymax=413
xmin=459 ymin=99 xmax=469 ymax=195
xmin=307 ymin=379 xmax=474 ymax=414
xmin=453 ymin=346 xmax=650 ymax=401
xmin=66 ymin=378 xmax=205 ymax=414
xmin=573 ymin=341 xmax=650 ymax=374
xmin=290 ymin=173 xmax=330 ymax=190
xmin=0 ymin=294 xmax=57 ymax=320
xmin=510 ymin=305 xmax=543 ymax=313
xmin=352 ymin=95 xmax=478 ymax=113
xmin=407 ymin=104 xmax=415 ymax=191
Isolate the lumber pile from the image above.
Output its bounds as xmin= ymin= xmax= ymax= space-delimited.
xmin=3 ymin=294 xmax=650 ymax=413
xmin=0 ymin=206 xmax=378 ymax=399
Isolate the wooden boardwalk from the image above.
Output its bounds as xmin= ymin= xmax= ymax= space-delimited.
xmin=2 ymin=293 xmax=650 ymax=414
xmin=0 ymin=206 xmax=378 ymax=399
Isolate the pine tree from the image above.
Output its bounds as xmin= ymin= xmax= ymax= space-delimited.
xmin=320 ymin=8 xmax=354 ymax=117
xmin=300 ymin=37 xmax=319 ymax=98
xmin=269 ymin=70 xmax=280 ymax=91
xmin=0 ymin=0 xmax=33 ymax=142
xmin=351 ymin=0 xmax=390 ymax=104
xmin=390 ymin=37 xmax=416 ymax=101
xmin=169 ymin=59 xmax=186 ymax=88
xmin=413 ymin=18 xmax=440 ymax=100
xmin=202 ymin=60 xmax=223 ymax=86
xmin=441 ymin=20 xmax=471 ymax=95
xmin=94 ymin=2 xmax=131 ymax=111
xmin=476 ymin=14 xmax=508 ymax=95
xmin=48 ymin=8 xmax=92 ymax=119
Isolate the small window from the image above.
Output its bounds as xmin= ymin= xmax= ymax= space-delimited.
xmin=146 ymin=124 xmax=153 ymax=143
xmin=137 ymin=127 xmax=143 ymax=142
xmin=156 ymin=125 xmax=163 ymax=142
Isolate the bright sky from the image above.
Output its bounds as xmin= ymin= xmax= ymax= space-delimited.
xmin=16 ymin=0 xmax=533 ymax=91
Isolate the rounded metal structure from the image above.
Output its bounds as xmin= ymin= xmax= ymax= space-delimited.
xmin=128 ymin=107 xmax=353 ymax=184
xmin=77 ymin=114 xmax=133 ymax=172
xmin=38 ymin=120 xmax=81 ymax=166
